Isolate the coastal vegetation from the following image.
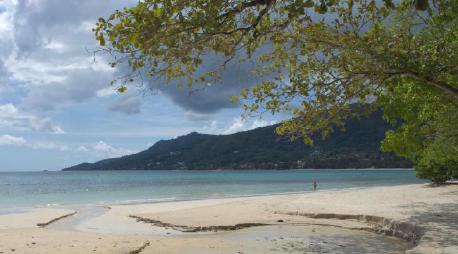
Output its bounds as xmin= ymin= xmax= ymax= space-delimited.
xmin=94 ymin=0 xmax=458 ymax=183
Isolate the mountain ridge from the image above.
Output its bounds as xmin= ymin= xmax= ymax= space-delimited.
xmin=62 ymin=111 xmax=412 ymax=171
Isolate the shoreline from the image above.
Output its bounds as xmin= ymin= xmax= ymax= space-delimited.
xmin=1 ymin=167 xmax=415 ymax=173
xmin=1 ymin=180 xmax=422 ymax=211
xmin=0 ymin=186 xmax=395 ymax=211
xmin=0 ymin=183 xmax=456 ymax=253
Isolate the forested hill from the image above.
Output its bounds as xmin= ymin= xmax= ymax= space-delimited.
xmin=62 ymin=111 xmax=412 ymax=171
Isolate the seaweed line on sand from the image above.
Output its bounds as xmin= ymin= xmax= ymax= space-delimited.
xmin=36 ymin=212 xmax=77 ymax=228
xmin=130 ymin=212 xmax=423 ymax=246
xmin=279 ymin=212 xmax=424 ymax=244
xmin=127 ymin=241 xmax=150 ymax=254
xmin=129 ymin=215 xmax=269 ymax=232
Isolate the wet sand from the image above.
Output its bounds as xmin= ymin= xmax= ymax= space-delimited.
xmin=0 ymin=184 xmax=457 ymax=253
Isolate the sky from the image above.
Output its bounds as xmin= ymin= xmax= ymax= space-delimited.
xmin=0 ymin=0 xmax=283 ymax=171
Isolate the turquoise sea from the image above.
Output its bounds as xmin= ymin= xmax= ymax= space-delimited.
xmin=0 ymin=169 xmax=426 ymax=209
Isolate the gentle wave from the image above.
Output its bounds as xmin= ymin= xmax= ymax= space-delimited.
xmin=0 ymin=169 xmax=426 ymax=209
xmin=106 ymin=197 xmax=179 ymax=206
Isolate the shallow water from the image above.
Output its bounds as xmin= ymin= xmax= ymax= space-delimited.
xmin=188 ymin=225 xmax=413 ymax=254
xmin=0 ymin=169 xmax=426 ymax=208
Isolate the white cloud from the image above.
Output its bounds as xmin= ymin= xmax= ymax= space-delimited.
xmin=0 ymin=104 xmax=65 ymax=133
xmin=93 ymin=141 xmax=134 ymax=158
xmin=223 ymin=118 xmax=245 ymax=134
xmin=184 ymin=111 xmax=212 ymax=121
xmin=30 ymin=142 xmax=69 ymax=151
xmin=44 ymin=40 xmax=66 ymax=52
xmin=96 ymin=87 xmax=117 ymax=97
xmin=202 ymin=117 xmax=277 ymax=135
xmin=0 ymin=134 xmax=134 ymax=158
xmin=0 ymin=134 xmax=26 ymax=146
xmin=222 ymin=118 xmax=276 ymax=134
xmin=250 ymin=118 xmax=276 ymax=129
xmin=76 ymin=145 xmax=89 ymax=152
xmin=0 ymin=134 xmax=67 ymax=150
xmin=0 ymin=2 xmax=14 ymax=34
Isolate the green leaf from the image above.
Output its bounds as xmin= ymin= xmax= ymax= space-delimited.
xmin=117 ymin=85 xmax=127 ymax=93
xmin=414 ymin=0 xmax=429 ymax=11
xmin=303 ymin=0 xmax=314 ymax=8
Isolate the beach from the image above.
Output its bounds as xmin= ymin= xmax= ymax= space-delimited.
xmin=0 ymin=183 xmax=457 ymax=253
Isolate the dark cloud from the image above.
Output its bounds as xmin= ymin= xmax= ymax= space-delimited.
xmin=147 ymin=54 xmax=265 ymax=115
xmin=13 ymin=0 xmax=133 ymax=57
xmin=108 ymin=92 xmax=143 ymax=115
xmin=0 ymin=61 xmax=8 ymax=80
xmin=107 ymin=50 xmax=262 ymax=116
xmin=5 ymin=0 xmax=266 ymax=117
xmin=0 ymin=61 xmax=12 ymax=96
xmin=23 ymin=68 xmax=113 ymax=111
xmin=4 ymin=0 xmax=135 ymax=112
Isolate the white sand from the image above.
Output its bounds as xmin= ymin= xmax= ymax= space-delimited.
xmin=0 ymin=184 xmax=457 ymax=253
xmin=0 ymin=208 xmax=75 ymax=229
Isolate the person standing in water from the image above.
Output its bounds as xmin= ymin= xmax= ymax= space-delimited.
xmin=313 ymin=180 xmax=317 ymax=191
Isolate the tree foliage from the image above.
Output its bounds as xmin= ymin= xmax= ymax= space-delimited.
xmin=94 ymin=0 xmax=458 ymax=183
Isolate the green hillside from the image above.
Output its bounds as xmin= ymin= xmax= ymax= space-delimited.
xmin=62 ymin=111 xmax=411 ymax=171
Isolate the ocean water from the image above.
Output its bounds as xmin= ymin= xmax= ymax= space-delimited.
xmin=0 ymin=169 xmax=426 ymax=209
